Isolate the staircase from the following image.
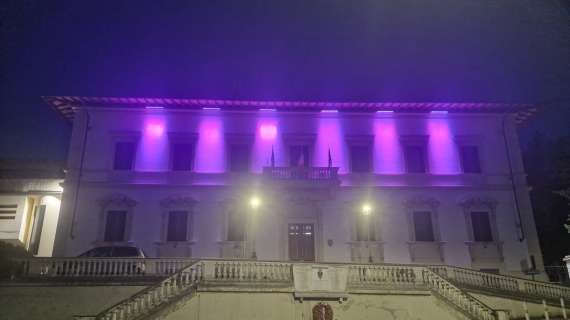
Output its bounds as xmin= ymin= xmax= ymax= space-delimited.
xmin=70 ymin=260 xmax=570 ymax=320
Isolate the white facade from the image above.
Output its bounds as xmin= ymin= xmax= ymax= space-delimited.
xmin=51 ymin=101 xmax=544 ymax=277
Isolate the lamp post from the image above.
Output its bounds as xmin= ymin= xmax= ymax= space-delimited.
xmin=249 ymin=196 xmax=261 ymax=259
xmin=361 ymin=203 xmax=373 ymax=263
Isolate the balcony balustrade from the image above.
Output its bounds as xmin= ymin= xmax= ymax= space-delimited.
xmin=262 ymin=166 xmax=339 ymax=181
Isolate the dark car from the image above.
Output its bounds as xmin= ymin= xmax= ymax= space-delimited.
xmin=56 ymin=246 xmax=147 ymax=276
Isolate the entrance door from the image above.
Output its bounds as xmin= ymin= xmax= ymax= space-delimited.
xmin=288 ymin=223 xmax=315 ymax=261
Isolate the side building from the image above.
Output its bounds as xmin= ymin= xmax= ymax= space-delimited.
xmin=46 ymin=96 xmax=543 ymax=278
xmin=0 ymin=159 xmax=64 ymax=256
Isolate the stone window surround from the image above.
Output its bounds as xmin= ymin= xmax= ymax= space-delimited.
xmin=283 ymin=133 xmax=316 ymax=167
xmin=158 ymin=195 xmax=196 ymax=243
xmin=400 ymin=135 xmax=430 ymax=173
xmin=345 ymin=135 xmax=374 ymax=174
xmin=225 ymin=134 xmax=254 ymax=172
xmin=404 ymin=196 xmax=445 ymax=263
xmin=459 ymin=197 xmax=500 ymax=243
xmin=168 ymin=132 xmax=199 ymax=171
xmin=96 ymin=194 xmax=137 ymax=245
xmin=109 ymin=131 xmax=140 ymax=171
xmin=454 ymin=135 xmax=484 ymax=174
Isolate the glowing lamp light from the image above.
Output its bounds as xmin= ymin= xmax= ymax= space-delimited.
xmin=376 ymin=110 xmax=394 ymax=114
xmin=361 ymin=203 xmax=372 ymax=216
xmin=145 ymin=106 xmax=164 ymax=110
xmin=259 ymin=124 xmax=277 ymax=140
xmin=321 ymin=109 xmax=338 ymax=113
xmin=259 ymin=108 xmax=276 ymax=112
xmin=430 ymin=110 xmax=449 ymax=114
xmin=145 ymin=123 xmax=164 ymax=136
xmin=203 ymin=107 xmax=221 ymax=111
xmin=250 ymin=196 xmax=261 ymax=210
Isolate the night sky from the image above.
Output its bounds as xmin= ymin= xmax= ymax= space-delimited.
xmin=1 ymin=0 xmax=569 ymax=161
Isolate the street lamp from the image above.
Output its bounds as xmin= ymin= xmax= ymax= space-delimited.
xmin=249 ymin=196 xmax=261 ymax=259
xmin=361 ymin=202 xmax=373 ymax=263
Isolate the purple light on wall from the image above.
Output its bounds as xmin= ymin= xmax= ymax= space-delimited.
xmin=137 ymin=119 xmax=168 ymax=171
xmin=315 ymin=115 xmax=347 ymax=172
xmin=259 ymin=123 xmax=277 ymax=140
xmin=195 ymin=117 xmax=225 ymax=173
xmin=321 ymin=109 xmax=338 ymax=113
xmin=427 ymin=118 xmax=461 ymax=174
xmin=373 ymin=118 xmax=404 ymax=173
xmin=253 ymin=119 xmax=282 ymax=172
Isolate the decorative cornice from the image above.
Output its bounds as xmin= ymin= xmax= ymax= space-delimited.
xmin=458 ymin=197 xmax=498 ymax=210
xmin=160 ymin=196 xmax=197 ymax=208
xmin=403 ymin=197 xmax=440 ymax=209
xmin=98 ymin=194 xmax=137 ymax=208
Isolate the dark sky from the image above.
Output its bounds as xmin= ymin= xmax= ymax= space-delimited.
xmin=1 ymin=0 xmax=569 ymax=161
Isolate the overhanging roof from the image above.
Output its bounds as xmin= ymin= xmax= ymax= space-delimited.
xmin=43 ymin=96 xmax=538 ymax=123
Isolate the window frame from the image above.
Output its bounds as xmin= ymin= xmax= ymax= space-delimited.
xmin=226 ymin=134 xmax=254 ymax=173
xmin=283 ymin=134 xmax=316 ymax=168
xmin=404 ymin=197 xmax=441 ymax=242
xmin=159 ymin=196 xmax=196 ymax=243
xmin=460 ymin=197 xmax=500 ymax=243
xmin=400 ymin=135 xmax=429 ymax=174
xmin=97 ymin=194 xmax=137 ymax=244
xmin=110 ymin=132 xmax=140 ymax=171
xmin=168 ymin=133 xmax=198 ymax=172
xmin=346 ymin=135 xmax=373 ymax=174
xmin=455 ymin=135 xmax=484 ymax=174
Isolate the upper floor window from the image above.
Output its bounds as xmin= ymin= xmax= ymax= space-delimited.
xmin=404 ymin=145 xmax=427 ymax=173
xmin=355 ymin=214 xmax=376 ymax=241
xmin=104 ymin=210 xmax=127 ymax=242
xmin=412 ymin=211 xmax=435 ymax=242
xmin=113 ymin=142 xmax=136 ymax=170
xmin=229 ymin=144 xmax=251 ymax=172
xmin=471 ymin=211 xmax=493 ymax=242
xmin=459 ymin=145 xmax=481 ymax=173
xmin=227 ymin=211 xmax=246 ymax=241
xmin=290 ymin=145 xmax=310 ymax=167
xmin=166 ymin=210 xmax=189 ymax=241
xmin=171 ymin=143 xmax=194 ymax=171
xmin=350 ymin=145 xmax=371 ymax=173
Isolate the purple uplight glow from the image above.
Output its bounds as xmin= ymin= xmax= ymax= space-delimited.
xmin=376 ymin=110 xmax=394 ymax=114
xmin=259 ymin=108 xmax=276 ymax=112
xmin=430 ymin=110 xmax=449 ymax=114
xmin=137 ymin=119 xmax=168 ymax=171
xmin=315 ymin=115 xmax=347 ymax=172
xmin=195 ymin=117 xmax=225 ymax=173
xmin=427 ymin=118 xmax=461 ymax=174
xmin=145 ymin=106 xmax=164 ymax=110
xmin=374 ymin=118 xmax=404 ymax=173
xmin=203 ymin=107 xmax=221 ymax=111
xmin=145 ymin=123 xmax=165 ymax=136
xmin=253 ymin=119 xmax=283 ymax=172
xmin=321 ymin=109 xmax=338 ymax=113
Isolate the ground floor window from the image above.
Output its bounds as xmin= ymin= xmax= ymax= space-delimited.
xmin=104 ymin=210 xmax=127 ymax=242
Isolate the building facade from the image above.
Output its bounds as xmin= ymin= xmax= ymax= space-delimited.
xmin=46 ymin=97 xmax=543 ymax=278
xmin=0 ymin=160 xmax=63 ymax=257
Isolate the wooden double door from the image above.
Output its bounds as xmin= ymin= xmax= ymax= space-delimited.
xmin=288 ymin=223 xmax=315 ymax=261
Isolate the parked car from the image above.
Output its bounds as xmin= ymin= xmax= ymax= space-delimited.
xmin=56 ymin=246 xmax=147 ymax=276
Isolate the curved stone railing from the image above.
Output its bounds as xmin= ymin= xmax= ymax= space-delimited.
xmin=92 ymin=261 xmax=203 ymax=320
xmin=422 ymin=269 xmax=496 ymax=320
xmin=429 ymin=265 xmax=570 ymax=302
xmin=18 ymin=257 xmax=195 ymax=278
xmin=348 ymin=264 xmax=496 ymax=320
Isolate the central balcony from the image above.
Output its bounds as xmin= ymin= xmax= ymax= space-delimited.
xmin=262 ymin=166 xmax=339 ymax=181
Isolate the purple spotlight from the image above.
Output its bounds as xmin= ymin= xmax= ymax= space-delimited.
xmin=145 ymin=123 xmax=164 ymax=136
xmin=259 ymin=124 xmax=277 ymax=140
xmin=259 ymin=108 xmax=276 ymax=112
xmin=321 ymin=109 xmax=338 ymax=113
xmin=376 ymin=110 xmax=394 ymax=114
xmin=203 ymin=107 xmax=221 ymax=111
xmin=430 ymin=110 xmax=449 ymax=114
xmin=145 ymin=106 xmax=164 ymax=110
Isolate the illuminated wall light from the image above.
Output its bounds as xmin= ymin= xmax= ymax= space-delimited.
xmin=430 ymin=110 xmax=449 ymax=114
xmin=259 ymin=108 xmax=276 ymax=112
xmin=145 ymin=106 xmax=164 ymax=109
xmin=145 ymin=123 xmax=165 ymax=136
xmin=321 ymin=109 xmax=338 ymax=113
xmin=259 ymin=123 xmax=277 ymax=140
xmin=203 ymin=107 xmax=221 ymax=111
xmin=376 ymin=110 xmax=394 ymax=114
